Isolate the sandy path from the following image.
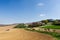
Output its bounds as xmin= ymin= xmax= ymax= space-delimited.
xmin=0 ymin=26 xmax=54 ymax=40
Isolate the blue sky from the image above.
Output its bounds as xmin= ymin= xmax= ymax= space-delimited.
xmin=0 ymin=0 xmax=60 ymax=24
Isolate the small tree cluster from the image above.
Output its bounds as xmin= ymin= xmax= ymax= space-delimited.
xmin=28 ymin=22 xmax=42 ymax=28
xmin=52 ymin=20 xmax=60 ymax=25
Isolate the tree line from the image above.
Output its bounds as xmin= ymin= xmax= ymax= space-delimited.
xmin=14 ymin=19 xmax=60 ymax=28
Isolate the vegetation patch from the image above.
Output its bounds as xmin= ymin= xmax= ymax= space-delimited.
xmin=14 ymin=24 xmax=27 ymax=28
xmin=42 ymin=25 xmax=60 ymax=29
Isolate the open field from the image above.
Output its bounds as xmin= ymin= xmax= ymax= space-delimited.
xmin=41 ymin=25 xmax=60 ymax=33
xmin=0 ymin=25 xmax=54 ymax=40
xmin=42 ymin=25 xmax=60 ymax=29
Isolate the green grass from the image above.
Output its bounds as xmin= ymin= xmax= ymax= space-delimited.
xmin=42 ymin=25 xmax=60 ymax=29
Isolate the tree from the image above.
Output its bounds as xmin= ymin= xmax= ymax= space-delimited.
xmin=52 ymin=20 xmax=60 ymax=25
xmin=41 ymin=20 xmax=48 ymax=24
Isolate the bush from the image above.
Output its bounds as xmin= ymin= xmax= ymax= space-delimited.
xmin=14 ymin=24 xmax=26 ymax=28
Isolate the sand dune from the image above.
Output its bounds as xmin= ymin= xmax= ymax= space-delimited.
xmin=0 ymin=25 xmax=54 ymax=40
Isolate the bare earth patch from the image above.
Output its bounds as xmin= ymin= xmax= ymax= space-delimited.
xmin=0 ymin=25 xmax=54 ymax=40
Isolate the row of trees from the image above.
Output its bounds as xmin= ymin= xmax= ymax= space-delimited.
xmin=40 ymin=19 xmax=60 ymax=25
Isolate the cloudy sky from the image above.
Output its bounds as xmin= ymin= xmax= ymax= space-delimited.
xmin=0 ymin=0 xmax=60 ymax=24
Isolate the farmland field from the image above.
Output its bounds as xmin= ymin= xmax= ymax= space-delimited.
xmin=42 ymin=25 xmax=60 ymax=29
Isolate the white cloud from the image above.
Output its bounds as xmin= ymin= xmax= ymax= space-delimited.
xmin=39 ymin=14 xmax=45 ymax=17
xmin=37 ymin=3 xmax=44 ymax=6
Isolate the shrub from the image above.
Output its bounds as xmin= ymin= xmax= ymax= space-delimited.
xmin=14 ymin=24 xmax=26 ymax=28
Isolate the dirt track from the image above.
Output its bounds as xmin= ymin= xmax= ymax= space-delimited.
xmin=0 ymin=25 xmax=54 ymax=40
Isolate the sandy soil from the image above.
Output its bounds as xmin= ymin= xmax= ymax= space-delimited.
xmin=0 ymin=25 xmax=54 ymax=40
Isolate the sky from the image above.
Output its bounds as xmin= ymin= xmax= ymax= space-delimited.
xmin=0 ymin=0 xmax=60 ymax=24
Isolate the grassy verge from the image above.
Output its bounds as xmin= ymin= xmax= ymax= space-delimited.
xmin=25 ymin=28 xmax=60 ymax=40
xmin=42 ymin=25 xmax=60 ymax=29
